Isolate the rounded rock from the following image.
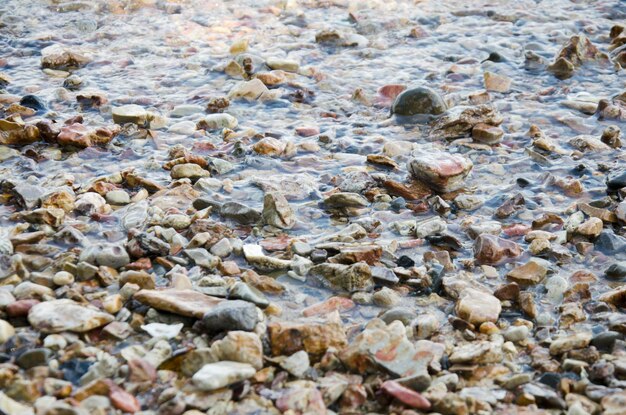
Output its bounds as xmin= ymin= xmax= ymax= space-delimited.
xmin=391 ymin=87 xmax=447 ymax=117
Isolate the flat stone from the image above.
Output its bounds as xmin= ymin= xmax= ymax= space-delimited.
xmin=549 ymin=332 xmax=592 ymax=355
xmin=474 ymin=234 xmax=522 ymax=264
xmin=268 ymin=314 xmax=348 ymax=358
xmin=262 ymin=192 xmax=295 ymax=229
xmin=192 ymin=361 xmax=256 ymax=391
xmin=506 ymin=260 xmax=547 ymax=286
xmin=484 ymin=71 xmax=511 ymax=93
xmin=134 ymin=289 xmax=223 ymax=318
xmin=111 ymin=104 xmax=147 ymax=125
xmin=211 ymin=331 xmax=263 ymax=370
xmin=171 ymin=163 xmax=210 ymax=180
xmin=381 ymin=380 xmax=431 ymax=410
xmin=28 ymin=299 xmax=113 ymax=333
xmin=242 ymin=244 xmax=291 ymax=271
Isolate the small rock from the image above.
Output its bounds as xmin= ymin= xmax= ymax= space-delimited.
xmin=456 ymin=288 xmax=501 ymax=325
xmin=192 ymin=361 xmax=256 ymax=391
xmin=262 ymin=192 xmax=295 ymax=229
xmin=472 ymin=123 xmax=504 ymax=144
xmin=280 ymin=350 xmax=310 ymax=377
xmin=483 ymin=72 xmax=511 ymax=93
xmin=549 ymin=332 xmax=592 ymax=355
xmin=28 ymin=299 xmax=113 ymax=333
xmin=391 ymin=87 xmax=447 ymax=117
xmin=111 ymin=104 xmax=147 ymax=125
xmin=408 ymin=152 xmax=473 ymax=193
xmin=506 ymin=260 xmax=547 ymax=286
xmin=202 ymin=300 xmax=260 ymax=333
xmin=474 ymin=234 xmax=522 ymax=264
xmin=381 ymin=380 xmax=431 ymax=410
xmin=171 ymin=163 xmax=210 ymax=180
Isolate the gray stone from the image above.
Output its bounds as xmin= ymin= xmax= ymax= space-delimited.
xmin=391 ymin=87 xmax=447 ymax=117
xmin=79 ymin=243 xmax=130 ymax=268
xmin=229 ymin=282 xmax=269 ymax=308
xmin=202 ymin=300 xmax=260 ymax=333
xmin=220 ymin=202 xmax=261 ymax=224
xmin=16 ymin=348 xmax=53 ymax=369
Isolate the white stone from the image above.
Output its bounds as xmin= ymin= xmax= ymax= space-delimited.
xmin=141 ymin=323 xmax=183 ymax=339
xmin=0 ymin=320 xmax=15 ymax=344
xmin=192 ymin=361 xmax=256 ymax=391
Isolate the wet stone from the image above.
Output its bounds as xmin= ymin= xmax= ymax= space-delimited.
xmin=391 ymin=87 xmax=447 ymax=117
xmin=202 ymin=300 xmax=259 ymax=333
xmin=407 ymin=152 xmax=473 ymax=193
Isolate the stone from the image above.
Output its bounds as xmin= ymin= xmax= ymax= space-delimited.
xmin=141 ymin=322 xmax=183 ymax=339
xmin=79 ymin=243 xmax=129 ymax=269
xmin=242 ymin=244 xmax=291 ymax=271
xmin=202 ymin=300 xmax=259 ymax=333
xmin=606 ymin=262 xmax=626 ymax=280
xmin=228 ymin=78 xmax=271 ymax=101
xmin=211 ymin=331 xmax=263 ymax=370
xmin=28 ymin=299 xmax=113 ymax=333
xmin=302 ymin=297 xmax=355 ymax=317
xmin=0 ymin=320 xmax=15 ymax=344
xmin=381 ymin=380 xmax=431 ymax=410
xmin=372 ymin=287 xmax=400 ymax=308
xmin=391 ymin=87 xmax=447 ymax=117
xmin=262 ymin=192 xmax=295 ymax=229
xmin=483 ymin=71 xmax=511 ymax=92
xmin=340 ymin=319 xmax=438 ymax=390
xmin=57 ymin=123 xmax=118 ymax=148
xmin=209 ymin=238 xmax=232 ymax=257
xmin=220 ymin=202 xmax=261 ymax=224
xmin=229 ymin=282 xmax=269 ymax=308
xmin=105 ymin=190 xmax=130 ymax=205
xmin=111 ymin=105 xmax=147 ymax=125
xmin=192 ymin=361 xmax=256 ymax=391
xmin=171 ymin=163 xmax=210 ymax=180
xmin=456 ymin=288 xmax=501 ymax=325
xmin=309 ymin=262 xmax=373 ymax=292
xmin=0 ymin=391 xmax=35 ymax=415
xmin=41 ymin=44 xmax=90 ymax=69
xmin=280 ymin=350 xmax=310 ymax=377
xmin=408 ymin=152 xmax=473 ymax=193
xmin=473 ymin=234 xmax=522 ymax=264
xmin=503 ymin=325 xmax=530 ymax=343
xmin=16 ymin=348 xmax=52 ymax=369
xmin=324 ymin=192 xmax=369 ymax=208
xmin=430 ymin=105 xmax=503 ymax=139
xmin=268 ymin=314 xmax=348 ymax=358
xmin=472 ymin=123 xmax=504 ymax=144
xmin=414 ymin=216 xmax=447 ymax=238
xmin=266 ymin=57 xmax=299 ymax=72
xmin=576 ymin=217 xmax=603 ymax=238
xmin=547 ymin=35 xmax=609 ymax=79
xmin=197 ymin=113 xmax=238 ymax=130
xmin=134 ymin=289 xmax=223 ymax=318
xmin=506 ymin=260 xmax=547 ymax=286
xmin=549 ymin=332 xmax=592 ymax=355
xmin=0 ymin=120 xmax=40 ymax=146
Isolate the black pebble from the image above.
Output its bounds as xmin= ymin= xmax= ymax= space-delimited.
xmin=19 ymin=94 xmax=46 ymax=111
xmin=397 ymin=255 xmax=415 ymax=268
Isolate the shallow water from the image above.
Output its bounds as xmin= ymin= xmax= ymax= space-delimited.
xmin=1 ymin=0 xmax=626 ymax=412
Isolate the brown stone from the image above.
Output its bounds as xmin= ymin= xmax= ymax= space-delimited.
xmin=473 ymin=234 xmax=522 ymax=264
xmin=268 ymin=314 xmax=347 ymax=359
xmin=472 ymin=123 xmax=504 ymax=144
xmin=506 ymin=261 xmax=547 ymax=286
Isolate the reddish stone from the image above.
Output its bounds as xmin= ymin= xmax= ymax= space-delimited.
xmin=259 ymin=235 xmax=291 ymax=251
xmin=125 ymin=258 xmax=152 ymax=271
xmin=110 ymin=385 xmax=141 ymax=413
xmin=381 ymin=380 xmax=431 ymax=410
xmin=376 ymin=84 xmax=407 ymax=107
xmin=295 ymin=126 xmax=320 ymax=137
xmin=128 ymin=358 xmax=157 ymax=383
xmin=502 ymin=224 xmax=531 ymax=237
xmin=57 ymin=123 xmax=119 ymax=148
xmin=6 ymin=299 xmax=40 ymax=317
xmin=303 ymin=297 xmax=355 ymax=317
xmin=473 ymin=234 xmax=522 ymax=264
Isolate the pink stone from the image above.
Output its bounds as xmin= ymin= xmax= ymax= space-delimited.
xmin=303 ymin=296 xmax=355 ymax=317
xmin=376 ymin=84 xmax=407 ymax=107
xmin=110 ymin=385 xmax=141 ymax=413
xmin=381 ymin=380 xmax=431 ymax=410
xmin=6 ymin=299 xmax=40 ymax=317
xmin=473 ymin=234 xmax=522 ymax=264
xmin=408 ymin=152 xmax=473 ymax=193
xmin=295 ymin=126 xmax=320 ymax=137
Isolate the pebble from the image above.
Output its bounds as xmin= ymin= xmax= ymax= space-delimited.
xmin=408 ymin=152 xmax=473 ymax=193
xmin=28 ymin=299 xmax=113 ymax=333
xmin=111 ymin=104 xmax=147 ymax=125
xmin=53 ymin=271 xmax=74 ymax=286
xmin=202 ymin=300 xmax=260 ymax=333
xmin=0 ymin=320 xmax=15 ymax=344
xmin=192 ymin=361 xmax=256 ymax=391
xmin=391 ymin=87 xmax=447 ymax=117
